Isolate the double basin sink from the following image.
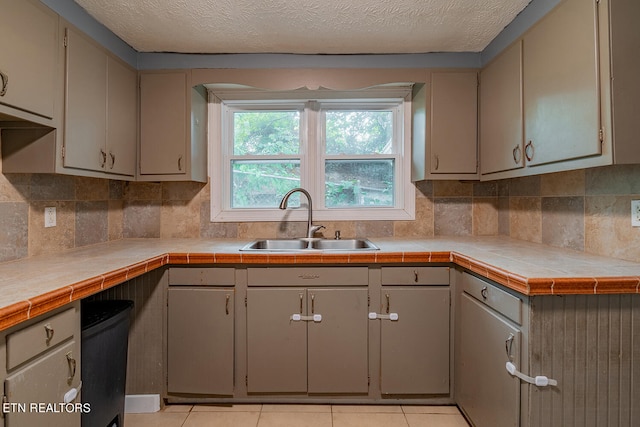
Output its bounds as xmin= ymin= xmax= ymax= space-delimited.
xmin=241 ymin=238 xmax=379 ymax=252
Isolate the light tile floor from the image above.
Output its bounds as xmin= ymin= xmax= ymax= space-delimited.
xmin=125 ymin=404 xmax=470 ymax=427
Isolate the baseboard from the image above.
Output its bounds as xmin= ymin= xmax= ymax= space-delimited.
xmin=124 ymin=394 xmax=161 ymax=413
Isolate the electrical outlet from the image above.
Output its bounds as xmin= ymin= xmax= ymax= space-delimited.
xmin=44 ymin=207 xmax=56 ymax=228
xmin=632 ymin=200 xmax=640 ymax=227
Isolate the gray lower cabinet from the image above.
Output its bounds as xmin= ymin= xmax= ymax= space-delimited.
xmin=2 ymin=305 xmax=81 ymax=427
xmin=246 ymin=287 xmax=368 ymax=394
xmin=380 ymin=287 xmax=450 ymax=394
xmin=456 ymin=272 xmax=523 ymax=427
xmin=167 ymin=287 xmax=234 ymax=395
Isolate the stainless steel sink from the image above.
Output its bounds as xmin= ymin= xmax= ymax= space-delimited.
xmin=240 ymin=238 xmax=379 ymax=252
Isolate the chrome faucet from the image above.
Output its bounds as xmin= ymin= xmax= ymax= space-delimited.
xmin=279 ymin=188 xmax=325 ymax=239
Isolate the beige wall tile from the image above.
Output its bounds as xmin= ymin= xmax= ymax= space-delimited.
xmin=0 ymin=173 xmax=30 ymax=202
xmin=28 ymin=201 xmax=76 ymax=256
xmin=0 ymin=202 xmax=28 ymax=261
xmin=109 ymin=199 xmax=124 ymax=240
xmin=509 ymin=175 xmax=540 ymax=197
xmin=434 ymin=198 xmax=472 ymax=236
xmin=124 ymin=181 xmax=162 ymax=201
xmin=540 ymin=169 xmax=585 ymax=197
xmin=585 ymin=195 xmax=640 ymax=263
xmin=76 ymin=176 xmax=109 ymax=200
xmin=394 ymin=197 xmax=434 ymax=237
xmin=541 ymin=197 xmax=584 ymax=251
xmin=75 ymin=200 xmax=109 ymax=247
xmin=472 ymin=197 xmax=499 ymax=236
xmin=434 ymin=181 xmax=473 ymax=197
xmin=123 ymin=200 xmax=161 ymax=238
xmin=161 ymin=199 xmax=201 ymax=238
xmin=162 ymin=181 xmax=206 ymax=201
xmin=509 ymin=197 xmax=542 ymax=243
xmin=586 ymin=164 xmax=640 ymax=195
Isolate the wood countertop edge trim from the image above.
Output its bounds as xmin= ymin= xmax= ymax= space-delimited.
xmin=1 ymin=249 xmax=639 ymax=332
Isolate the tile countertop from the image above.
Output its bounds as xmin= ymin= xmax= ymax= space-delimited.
xmin=1 ymin=236 xmax=640 ymax=331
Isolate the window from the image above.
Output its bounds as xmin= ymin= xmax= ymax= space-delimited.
xmin=209 ymin=87 xmax=414 ymax=222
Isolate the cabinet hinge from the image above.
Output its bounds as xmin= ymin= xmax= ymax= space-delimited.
xmin=244 ymin=296 xmax=247 ymax=307
xmin=61 ymin=145 xmax=66 ymax=160
xmin=599 ymin=127 xmax=605 ymax=143
xmin=245 ymin=375 xmax=248 ymax=387
xmin=368 ymin=376 xmax=370 ymax=386
xmin=367 ymin=295 xmax=370 ymax=307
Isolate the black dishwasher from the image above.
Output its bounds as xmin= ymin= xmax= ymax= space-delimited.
xmin=81 ymin=300 xmax=134 ymax=427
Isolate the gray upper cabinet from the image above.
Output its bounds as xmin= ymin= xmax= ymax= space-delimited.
xmin=64 ymin=27 xmax=136 ymax=179
xmin=522 ymin=0 xmax=601 ymax=167
xmin=0 ymin=0 xmax=59 ymax=123
xmin=412 ymin=71 xmax=479 ymax=181
xmin=480 ymin=41 xmax=524 ymax=176
xmin=479 ymin=0 xmax=640 ymax=180
xmin=139 ymin=71 xmax=208 ymax=182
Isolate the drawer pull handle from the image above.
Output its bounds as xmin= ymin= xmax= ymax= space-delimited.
xmin=311 ymin=293 xmax=315 ymax=314
xmin=299 ymin=293 xmax=304 ymax=314
xmin=385 ymin=293 xmax=390 ymax=314
xmin=512 ymin=144 xmax=522 ymax=164
xmin=525 ymin=141 xmax=534 ymax=162
xmin=44 ymin=324 xmax=54 ymax=342
xmin=66 ymin=352 xmax=76 ymax=384
xmin=414 ymin=270 xmax=419 ymax=283
xmin=480 ymin=286 xmax=488 ymax=300
xmin=225 ymin=294 xmax=230 ymax=315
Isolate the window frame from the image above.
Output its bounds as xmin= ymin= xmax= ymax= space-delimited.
xmin=209 ymin=87 xmax=415 ymax=223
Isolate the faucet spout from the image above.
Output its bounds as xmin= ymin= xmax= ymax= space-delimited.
xmin=279 ymin=188 xmax=322 ymax=239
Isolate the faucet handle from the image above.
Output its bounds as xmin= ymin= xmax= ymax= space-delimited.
xmin=309 ymin=225 xmax=326 ymax=236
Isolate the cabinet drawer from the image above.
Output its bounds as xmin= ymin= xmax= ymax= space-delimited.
xmin=169 ymin=267 xmax=235 ymax=286
xmin=6 ymin=308 xmax=76 ymax=369
xmin=248 ymin=267 xmax=368 ymax=286
xmin=381 ymin=266 xmax=449 ymax=285
xmin=463 ymin=274 xmax=522 ymax=324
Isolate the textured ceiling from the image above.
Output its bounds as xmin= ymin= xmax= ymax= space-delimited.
xmin=73 ymin=0 xmax=531 ymax=54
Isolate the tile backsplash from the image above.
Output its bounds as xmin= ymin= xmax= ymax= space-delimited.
xmin=0 ymin=162 xmax=639 ymax=264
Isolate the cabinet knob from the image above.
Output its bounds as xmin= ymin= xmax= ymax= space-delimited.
xmin=0 ymin=69 xmax=8 ymax=97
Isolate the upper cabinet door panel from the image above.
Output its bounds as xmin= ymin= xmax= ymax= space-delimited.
xmin=480 ymin=41 xmax=524 ymax=175
xmin=523 ymin=0 xmax=601 ymax=166
xmin=0 ymin=0 xmax=58 ymax=119
xmin=64 ymin=27 xmax=107 ymax=171
xmin=140 ymin=72 xmax=187 ymax=175
xmin=430 ymin=72 xmax=478 ymax=175
xmin=107 ymin=57 xmax=137 ymax=176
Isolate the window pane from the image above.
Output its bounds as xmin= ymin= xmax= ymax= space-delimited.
xmin=233 ymin=111 xmax=300 ymax=155
xmin=325 ymin=160 xmax=394 ymax=208
xmin=231 ymin=160 xmax=301 ymax=208
xmin=325 ymin=110 xmax=393 ymax=155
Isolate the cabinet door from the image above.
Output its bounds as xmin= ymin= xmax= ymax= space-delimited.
xmin=0 ymin=0 xmax=58 ymax=119
xmin=167 ymin=288 xmax=234 ymax=395
xmin=64 ymin=27 xmax=107 ymax=172
xmin=480 ymin=41 xmax=524 ymax=175
xmin=139 ymin=72 xmax=187 ymax=175
xmin=458 ymin=293 xmax=520 ymax=427
xmin=4 ymin=341 xmax=80 ymax=427
xmin=430 ymin=72 xmax=478 ymax=175
xmin=307 ymin=288 xmax=368 ymax=394
xmin=106 ymin=57 xmax=137 ymax=176
xmin=523 ymin=0 xmax=601 ymax=166
xmin=246 ymin=288 xmax=307 ymax=393
xmin=380 ymin=287 xmax=450 ymax=394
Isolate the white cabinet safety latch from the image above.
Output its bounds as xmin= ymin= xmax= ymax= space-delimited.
xmin=506 ymin=362 xmax=557 ymax=387
xmin=290 ymin=314 xmax=322 ymax=322
xmin=368 ymin=312 xmax=399 ymax=321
